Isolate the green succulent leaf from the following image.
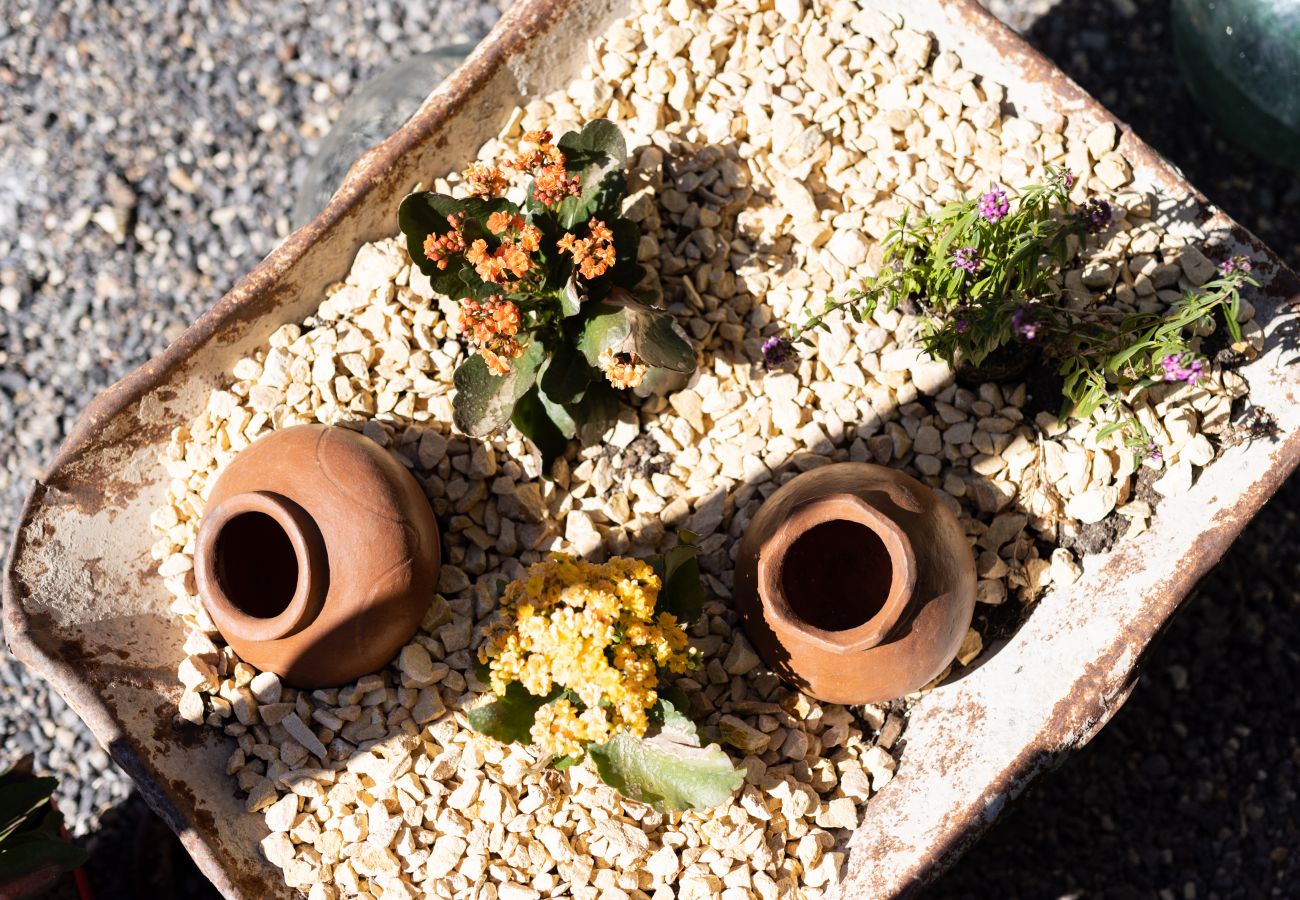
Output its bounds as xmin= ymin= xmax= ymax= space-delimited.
xmin=539 ymin=337 xmax=593 ymax=405
xmin=551 ymin=753 xmax=583 ymax=771
xmin=0 ymin=776 xmax=59 ymax=843
xmin=0 ymin=829 xmax=90 ymax=880
xmin=512 ymin=385 xmax=572 ymax=473
xmin=452 ymin=338 xmax=546 ymax=438
xmin=587 ymin=700 xmax=743 ymax=813
xmin=467 ymin=682 xmax=561 ymax=746
xmin=397 ymin=192 xmax=472 ymax=296
xmin=607 ymin=218 xmax=646 ymax=291
xmin=575 ymin=296 xmax=695 ymax=375
xmin=652 ymin=533 xmax=706 ymax=624
xmin=0 ymin=776 xmax=88 ymax=880
xmin=554 ymin=119 xmax=629 ymax=229
xmin=572 ymin=380 xmax=620 ymax=445
xmin=626 ymin=307 xmax=695 ymax=373
xmin=576 ymin=303 xmax=633 ymax=367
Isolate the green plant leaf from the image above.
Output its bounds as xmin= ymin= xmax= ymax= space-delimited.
xmin=398 ymin=192 xmax=473 ymax=296
xmin=0 ymin=777 xmax=59 ymax=843
xmin=651 ymin=693 xmax=697 ymax=734
xmin=0 ymin=830 xmax=90 ymax=879
xmin=539 ymin=338 xmax=593 ymax=405
xmin=627 ymin=307 xmax=695 ymax=373
xmin=452 ymin=338 xmax=546 ymax=438
xmin=554 ymin=119 xmax=629 ymax=229
xmin=512 ymin=385 xmax=572 ymax=472
xmin=467 ymin=682 xmax=561 ymax=746
xmin=571 ymin=380 xmax=620 ymax=445
xmin=576 ymin=297 xmax=695 ymax=374
xmin=654 ymin=535 xmax=706 ymax=623
xmin=1096 ymin=420 xmax=1128 ymax=441
xmin=587 ymin=709 xmax=743 ymax=813
xmin=576 ymin=303 xmax=632 ymax=366
xmin=551 ymin=753 xmax=583 ymax=771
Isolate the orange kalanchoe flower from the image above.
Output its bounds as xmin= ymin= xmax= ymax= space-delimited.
xmin=559 ymin=219 xmax=617 ymax=279
xmin=486 ymin=211 xmax=524 ymax=235
xmin=533 ymin=164 xmax=582 ymax=207
xmin=508 ymin=130 xmax=566 ymax=171
xmin=466 ymin=239 xmax=533 ymax=285
xmin=486 ymin=212 xmax=543 ymax=254
xmin=422 ymin=212 xmax=467 ymax=270
xmin=505 ymin=130 xmax=580 ymax=207
xmin=599 ymin=347 xmax=647 ymax=390
xmin=518 ymin=223 xmax=542 ymax=253
xmin=463 ymin=163 xmax=508 ymax=199
xmin=458 ymin=297 xmax=525 ymax=375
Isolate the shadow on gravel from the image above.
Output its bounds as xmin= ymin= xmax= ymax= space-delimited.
xmin=930 ymin=1 xmax=1300 ymax=896
xmin=79 ymin=793 xmax=221 ymax=900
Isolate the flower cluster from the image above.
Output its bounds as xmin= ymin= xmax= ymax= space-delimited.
xmin=599 ymin=347 xmax=648 ymax=389
xmin=558 ymin=219 xmax=617 ymax=280
xmin=978 ymin=187 xmax=1009 ymax=224
xmin=463 ymin=163 xmax=508 ymax=200
xmin=1161 ymin=352 xmax=1204 ymax=385
xmin=952 ymin=246 xmax=982 ymax=274
xmin=478 ymin=553 xmax=698 ymax=758
xmin=761 ymin=334 xmax=794 ymax=370
xmin=400 ymin=119 xmax=695 ymax=462
xmin=465 ymin=238 xmax=533 ymax=285
xmin=457 ymin=297 xmax=524 ymax=375
xmin=1011 ymin=306 xmax=1040 ymax=340
xmin=507 ymin=130 xmax=582 ymax=207
xmin=1080 ymin=197 xmax=1113 ymax=233
xmin=787 ymin=166 xmax=1255 ymax=453
xmin=1219 ymin=254 xmax=1253 ymax=276
xmin=421 ymin=212 xmax=466 ymax=270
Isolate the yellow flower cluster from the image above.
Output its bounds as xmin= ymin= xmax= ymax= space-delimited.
xmin=479 ymin=553 xmax=697 ymax=758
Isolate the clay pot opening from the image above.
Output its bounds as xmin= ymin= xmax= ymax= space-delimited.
xmin=196 ymin=490 xmax=328 ymax=644
xmin=779 ymin=519 xmax=893 ymax=632
xmin=758 ymin=492 xmax=917 ymax=652
xmin=212 ymin=511 xmax=299 ymax=619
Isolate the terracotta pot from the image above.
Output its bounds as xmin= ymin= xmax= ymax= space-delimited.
xmin=735 ymin=462 xmax=976 ymax=705
xmin=195 ymin=424 xmax=440 ymax=688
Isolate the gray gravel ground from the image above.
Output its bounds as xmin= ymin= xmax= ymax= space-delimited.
xmin=0 ymin=0 xmax=503 ymax=859
xmin=2 ymin=0 xmax=1298 ymax=897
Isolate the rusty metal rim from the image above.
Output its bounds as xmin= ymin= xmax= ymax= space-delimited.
xmin=4 ymin=0 xmax=1300 ymax=896
xmin=1 ymin=1 xmax=574 ymax=896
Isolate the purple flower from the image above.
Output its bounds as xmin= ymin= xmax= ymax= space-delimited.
xmin=952 ymin=246 xmax=982 ymax=275
xmin=1146 ymin=440 xmax=1163 ymax=461
xmin=1063 ymin=169 xmax=1075 ymax=190
xmin=1161 ymin=352 xmax=1204 ymax=385
xmin=978 ymin=187 xmax=1009 ymax=224
xmin=954 ymin=317 xmax=970 ymax=335
xmin=1219 ymin=254 xmax=1253 ymax=276
xmin=762 ymin=334 xmax=794 ymax=370
xmin=1081 ymin=197 xmax=1112 ymax=233
xmin=1012 ymin=307 xmax=1040 ymax=341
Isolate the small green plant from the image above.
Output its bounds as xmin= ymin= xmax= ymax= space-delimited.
xmin=468 ymin=540 xmax=744 ymax=813
xmin=399 ymin=121 xmax=695 ymax=470
xmin=0 ymin=761 xmax=88 ymax=896
xmin=785 ymin=168 xmax=1256 ymax=444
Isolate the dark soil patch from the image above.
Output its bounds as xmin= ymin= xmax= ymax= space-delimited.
xmin=1020 ymin=356 xmax=1066 ymax=424
xmin=604 ymin=432 xmax=668 ymax=479
xmin=1059 ymin=512 xmax=1129 ymax=558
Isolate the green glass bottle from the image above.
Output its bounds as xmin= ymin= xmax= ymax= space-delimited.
xmin=1172 ymin=0 xmax=1300 ymax=170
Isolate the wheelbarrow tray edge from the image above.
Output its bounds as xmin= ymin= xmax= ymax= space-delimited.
xmin=5 ymin=0 xmax=1300 ymax=897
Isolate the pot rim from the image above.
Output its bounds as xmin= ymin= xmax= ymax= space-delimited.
xmin=195 ymin=490 xmax=327 ymax=644
xmin=756 ymin=492 xmax=918 ymax=652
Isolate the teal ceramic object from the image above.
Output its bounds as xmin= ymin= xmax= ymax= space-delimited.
xmin=1173 ymin=0 xmax=1300 ymax=169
